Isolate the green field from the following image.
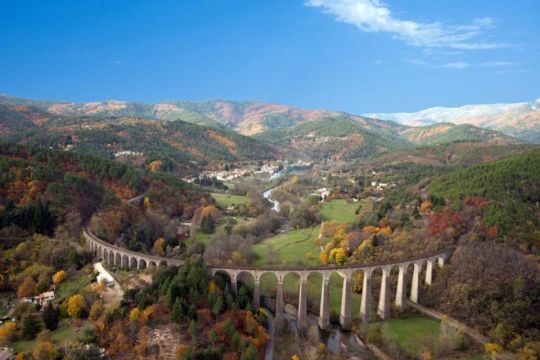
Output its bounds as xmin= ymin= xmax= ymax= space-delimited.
xmin=12 ymin=320 xmax=91 ymax=353
xmin=211 ymin=192 xmax=248 ymax=207
xmin=252 ymin=227 xmax=321 ymax=267
xmin=369 ymin=314 xmax=482 ymax=359
xmin=55 ymin=272 xmax=92 ymax=302
xmin=320 ymin=199 xmax=359 ymax=223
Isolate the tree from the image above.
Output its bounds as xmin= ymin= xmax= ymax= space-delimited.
xmin=485 ymin=343 xmax=503 ymax=360
xmin=171 ymin=298 xmax=185 ymax=324
xmin=201 ymin=215 xmax=215 ymax=234
xmin=212 ymin=296 xmax=223 ymax=321
xmin=42 ymin=303 xmax=59 ymax=330
xmin=17 ymin=276 xmax=36 ymax=298
xmin=52 ymin=270 xmax=68 ymax=285
xmin=129 ymin=308 xmax=141 ymax=322
xmin=89 ymin=300 xmax=104 ymax=321
xmin=22 ymin=314 xmax=42 ymax=340
xmin=0 ymin=322 xmax=17 ymax=344
xmin=67 ymin=294 xmax=86 ymax=318
xmin=33 ymin=340 xmax=56 ymax=360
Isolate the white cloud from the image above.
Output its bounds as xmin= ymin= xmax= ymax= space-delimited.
xmin=437 ymin=62 xmax=470 ymax=69
xmin=305 ymin=0 xmax=503 ymax=49
xmin=481 ymin=61 xmax=516 ymax=67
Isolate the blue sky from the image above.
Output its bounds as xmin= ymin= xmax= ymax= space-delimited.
xmin=0 ymin=0 xmax=538 ymax=113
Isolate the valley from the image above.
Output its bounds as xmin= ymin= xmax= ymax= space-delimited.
xmin=0 ymin=96 xmax=539 ymax=360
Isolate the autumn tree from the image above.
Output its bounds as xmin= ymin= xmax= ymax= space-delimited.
xmin=67 ymin=294 xmax=86 ymax=318
xmin=52 ymin=270 xmax=68 ymax=285
xmin=0 ymin=322 xmax=17 ymax=344
xmin=17 ymin=276 xmax=36 ymax=298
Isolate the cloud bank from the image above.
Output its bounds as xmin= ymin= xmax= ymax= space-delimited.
xmin=305 ymin=0 xmax=502 ymax=49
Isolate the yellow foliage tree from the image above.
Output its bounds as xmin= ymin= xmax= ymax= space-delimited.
xmin=130 ymin=308 xmax=141 ymax=322
xmin=33 ymin=341 xmax=56 ymax=360
xmin=149 ymin=160 xmax=162 ymax=172
xmin=485 ymin=343 xmax=503 ymax=360
xmin=154 ymin=238 xmax=166 ymax=256
xmin=67 ymin=294 xmax=85 ymax=318
xmin=143 ymin=196 xmax=151 ymax=208
xmin=0 ymin=322 xmax=17 ymax=344
xmin=52 ymin=270 xmax=68 ymax=285
xmin=208 ymin=280 xmax=218 ymax=294
xmin=334 ymin=247 xmax=346 ymax=265
xmin=140 ymin=305 xmax=155 ymax=325
xmin=320 ymin=251 xmax=329 ymax=265
xmin=291 ymin=355 xmax=300 ymax=360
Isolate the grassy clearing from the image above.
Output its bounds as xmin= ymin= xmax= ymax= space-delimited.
xmin=320 ymin=199 xmax=359 ymax=223
xmin=55 ymin=272 xmax=92 ymax=302
xmin=12 ymin=320 xmax=91 ymax=353
xmin=252 ymin=227 xmax=321 ymax=267
xmin=369 ymin=314 xmax=482 ymax=359
xmin=211 ymin=192 xmax=248 ymax=207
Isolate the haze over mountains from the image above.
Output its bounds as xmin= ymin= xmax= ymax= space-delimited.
xmin=0 ymin=94 xmax=534 ymax=165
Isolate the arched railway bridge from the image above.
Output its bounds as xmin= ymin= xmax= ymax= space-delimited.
xmin=84 ymin=226 xmax=452 ymax=330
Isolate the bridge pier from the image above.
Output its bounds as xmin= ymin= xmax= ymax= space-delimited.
xmin=340 ymin=275 xmax=352 ymax=330
xmin=395 ymin=264 xmax=407 ymax=311
xmin=298 ymin=276 xmax=308 ymax=329
xmin=411 ymin=262 xmax=422 ymax=303
xmin=276 ymin=278 xmax=284 ymax=325
xmin=377 ymin=267 xmax=391 ymax=320
xmin=230 ymin=273 xmax=238 ymax=296
xmin=253 ymin=278 xmax=260 ymax=309
xmin=360 ymin=269 xmax=372 ymax=323
xmin=425 ymin=259 xmax=434 ymax=285
xmin=319 ymin=274 xmax=331 ymax=330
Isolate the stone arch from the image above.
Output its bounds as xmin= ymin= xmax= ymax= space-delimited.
xmin=138 ymin=259 xmax=147 ymax=270
xmin=130 ymin=257 xmax=138 ymax=270
xmin=103 ymin=249 xmax=109 ymax=263
xmin=159 ymin=260 xmax=168 ymax=269
xmin=115 ymin=252 xmax=121 ymax=267
xmin=148 ymin=261 xmax=157 ymax=269
xmin=98 ymin=246 xmax=103 ymax=260
xmin=282 ymin=272 xmax=301 ymax=311
xmin=122 ymin=255 xmax=129 ymax=269
xmin=236 ymin=271 xmax=256 ymax=309
xmin=259 ymin=272 xmax=279 ymax=314
xmin=108 ymin=251 xmax=114 ymax=266
xmin=213 ymin=269 xmax=235 ymax=294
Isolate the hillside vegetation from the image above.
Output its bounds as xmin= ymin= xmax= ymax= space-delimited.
xmin=0 ymin=103 xmax=277 ymax=173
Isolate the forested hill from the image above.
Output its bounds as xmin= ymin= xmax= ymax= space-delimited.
xmin=254 ymin=115 xmax=520 ymax=160
xmin=0 ymin=143 xmax=146 ymax=238
xmin=428 ymin=148 xmax=540 ymax=251
xmin=0 ymin=103 xmax=278 ymax=172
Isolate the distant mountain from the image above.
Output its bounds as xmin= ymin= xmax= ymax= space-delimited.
xmin=254 ymin=115 xmax=517 ymax=160
xmin=365 ymin=98 xmax=540 ymax=143
xmin=0 ymin=95 xmax=524 ymax=163
xmin=400 ymin=123 xmax=520 ymax=146
xmin=0 ymin=102 xmax=278 ymax=173
xmin=0 ymin=95 xmax=335 ymax=135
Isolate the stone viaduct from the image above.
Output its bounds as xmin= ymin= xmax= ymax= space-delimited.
xmin=84 ymin=226 xmax=451 ymax=330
